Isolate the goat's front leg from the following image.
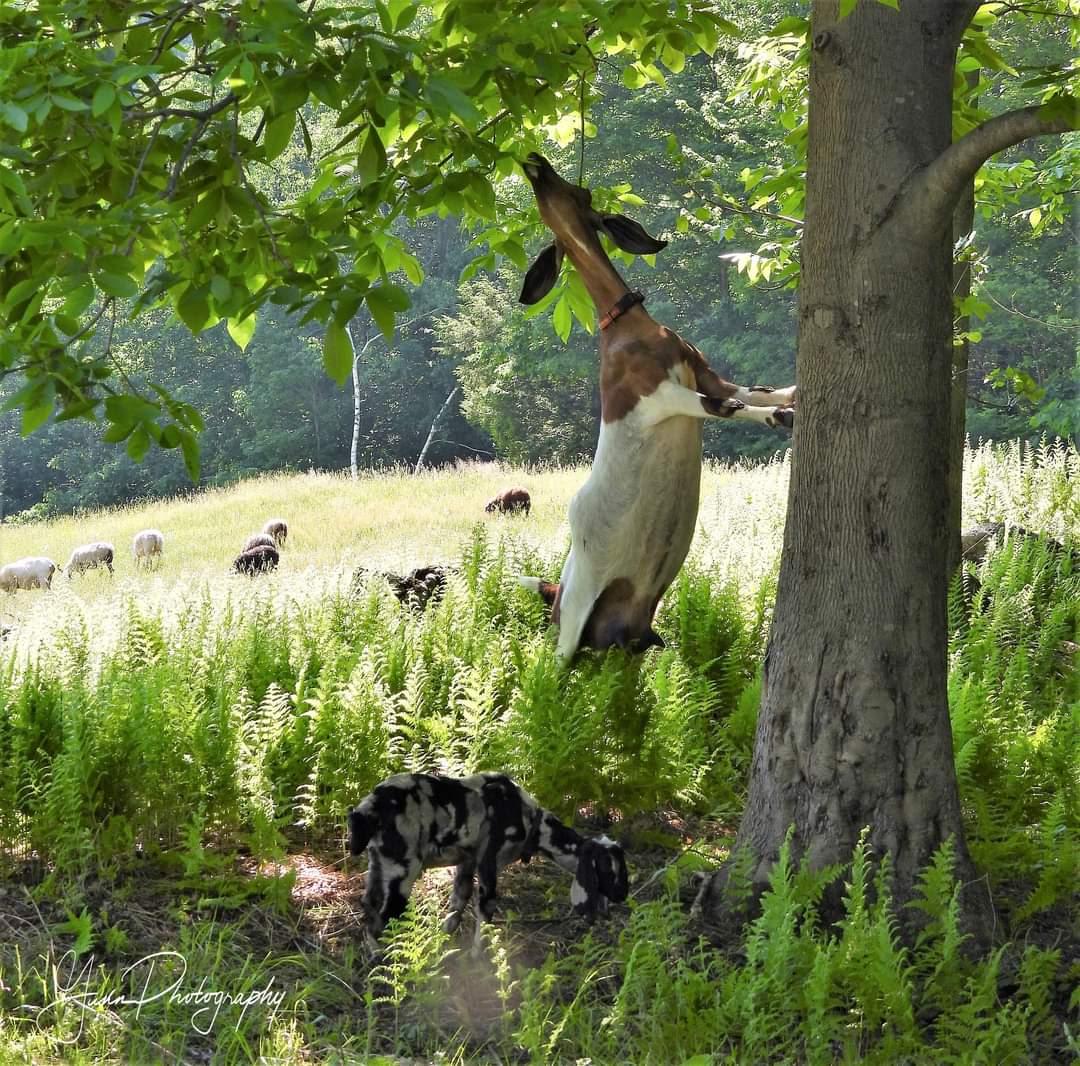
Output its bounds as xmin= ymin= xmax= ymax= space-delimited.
xmin=642 ymin=382 xmax=793 ymax=430
xmin=442 ymin=858 xmax=476 ymax=933
xmin=736 ymin=383 xmax=797 ymax=407
xmin=365 ymin=852 xmax=422 ymax=940
xmin=685 ymin=345 xmax=795 ymax=427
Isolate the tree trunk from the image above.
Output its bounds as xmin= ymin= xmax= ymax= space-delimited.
xmin=946 ymin=190 xmax=975 ymax=579
xmin=413 ymin=387 xmax=460 ymax=475
xmin=946 ymin=71 xmax=980 ymax=579
xmin=701 ymin=0 xmax=988 ymax=936
xmin=349 ymin=322 xmax=363 ymax=480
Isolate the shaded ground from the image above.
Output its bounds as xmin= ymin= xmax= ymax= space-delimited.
xmin=0 ymin=814 xmax=731 ymax=1063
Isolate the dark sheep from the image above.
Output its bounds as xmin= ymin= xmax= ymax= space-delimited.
xmin=233 ymin=544 xmax=279 ymax=575
xmin=352 ymin=565 xmax=454 ymax=611
xmin=347 ymin=771 xmax=628 ymax=946
xmin=485 ymin=488 xmax=531 ymax=516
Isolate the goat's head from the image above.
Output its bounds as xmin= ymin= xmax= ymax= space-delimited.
xmin=569 ymin=835 xmax=629 ymax=919
xmin=519 ymin=153 xmax=668 ymax=304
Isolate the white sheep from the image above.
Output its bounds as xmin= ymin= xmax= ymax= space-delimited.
xmin=0 ymin=557 xmax=59 ymax=594
xmin=262 ymin=519 xmax=288 ymax=547
xmin=65 ymin=542 xmax=115 ymax=578
xmin=132 ymin=529 xmax=165 ymax=569
xmin=242 ymin=532 xmax=277 ymax=552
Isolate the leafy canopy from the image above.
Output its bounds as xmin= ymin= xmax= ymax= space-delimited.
xmin=0 ymin=0 xmax=731 ymax=474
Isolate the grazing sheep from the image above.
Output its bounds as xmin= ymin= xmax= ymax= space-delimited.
xmin=347 ymin=771 xmax=628 ymax=945
xmin=242 ymin=532 xmax=277 ymax=553
xmin=132 ymin=529 xmax=165 ymax=569
xmin=485 ymin=488 xmax=531 ymax=516
xmin=65 ymin=542 xmax=115 ymax=578
xmin=0 ymin=557 xmax=59 ymax=594
xmin=233 ymin=544 xmax=279 ymax=575
xmin=263 ymin=519 xmax=288 ymax=547
xmin=352 ymin=564 xmax=453 ymax=611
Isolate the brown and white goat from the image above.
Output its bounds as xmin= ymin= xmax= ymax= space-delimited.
xmin=516 ymin=153 xmax=795 ymax=661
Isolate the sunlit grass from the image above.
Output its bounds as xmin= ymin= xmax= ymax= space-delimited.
xmin=0 ymin=440 xmax=1075 ymax=1064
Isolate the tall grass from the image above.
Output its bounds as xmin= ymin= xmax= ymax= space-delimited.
xmin=0 ymin=442 xmax=1075 ymax=1063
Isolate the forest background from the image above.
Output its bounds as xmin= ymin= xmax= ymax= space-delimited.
xmin=0 ymin=0 xmax=1073 ymax=520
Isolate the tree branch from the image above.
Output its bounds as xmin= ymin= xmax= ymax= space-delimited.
xmin=906 ymin=103 xmax=1078 ymax=240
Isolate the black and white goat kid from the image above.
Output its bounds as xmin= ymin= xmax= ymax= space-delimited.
xmin=347 ymin=772 xmax=628 ymax=945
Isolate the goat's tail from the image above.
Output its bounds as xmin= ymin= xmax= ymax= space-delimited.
xmin=517 ymin=575 xmax=559 ymax=607
xmin=347 ymin=805 xmax=378 ymax=855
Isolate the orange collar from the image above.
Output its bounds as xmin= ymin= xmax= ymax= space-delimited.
xmin=599 ymin=290 xmax=645 ymax=330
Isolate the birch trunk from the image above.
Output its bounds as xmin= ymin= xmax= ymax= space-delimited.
xmin=413 ymin=387 xmax=460 ymax=475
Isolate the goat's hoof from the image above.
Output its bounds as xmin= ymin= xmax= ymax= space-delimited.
xmin=706 ymin=396 xmax=744 ymax=417
xmin=441 ymin=913 xmax=463 ymax=934
xmin=748 ymin=384 xmax=774 ymax=393
xmin=773 ymin=406 xmax=795 ymax=431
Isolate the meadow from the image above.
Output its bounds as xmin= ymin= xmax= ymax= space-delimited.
xmin=0 ymin=441 xmax=1076 ymax=1064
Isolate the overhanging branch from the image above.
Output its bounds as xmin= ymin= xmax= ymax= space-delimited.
xmin=905 ymin=103 xmax=1078 ymax=240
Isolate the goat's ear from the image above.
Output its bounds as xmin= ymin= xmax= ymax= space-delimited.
xmin=347 ymin=809 xmax=373 ymax=856
xmin=519 ymin=243 xmax=564 ymax=304
xmin=598 ymin=214 xmax=668 ymax=255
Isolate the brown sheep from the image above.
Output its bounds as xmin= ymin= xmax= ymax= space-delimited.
xmin=485 ymin=488 xmax=531 ymax=516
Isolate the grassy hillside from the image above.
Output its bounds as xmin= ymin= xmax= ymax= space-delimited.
xmin=0 ymin=457 xmax=793 ymax=648
xmin=0 ymin=441 xmax=1076 ymax=1065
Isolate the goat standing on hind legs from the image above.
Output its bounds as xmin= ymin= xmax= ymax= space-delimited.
xmin=516 ymin=153 xmax=796 ymax=663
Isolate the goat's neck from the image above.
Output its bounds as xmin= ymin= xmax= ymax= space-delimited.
xmin=537 ymin=810 xmax=583 ymax=874
xmin=557 ymin=228 xmax=630 ymax=317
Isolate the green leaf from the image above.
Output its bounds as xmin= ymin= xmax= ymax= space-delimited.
xmin=264 ymin=111 xmax=295 ymax=162
xmin=50 ymin=93 xmax=88 ymax=112
xmin=227 ymin=314 xmax=257 ymax=351
xmin=179 ymin=428 xmax=200 ymax=481
xmin=22 ymin=402 xmax=52 ymax=436
xmin=425 ymin=77 xmax=482 ymax=123
xmin=54 ymin=909 xmax=94 ymax=957
xmin=105 ymin=394 xmax=159 ymax=424
xmin=2 ymin=102 xmax=28 ymax=132
xmin=92 ymin=83 xmax=116 ymax=118
xmin=552 ymin=292 xmax=572 ymax=342
xmin=357 ymin=127 xmax=387 ymax=186
xmin=102 ymin=421 xmax=134 ymax=443
xmin=62 ymin=283 xmax=96 ymax=318
xmin=177 ymin=286 xmax=211 ymax=333
xmin=323 ymin=322 xmax=354 ymax=384
xmin=96 ymin=273 xmax=138 ymax=298
xmin=366 ymin=284 xmax=411 ymax=340
xmin=210 ymin=275 xmax=232 ymax=303
xmin=126 ymin=425 xmax=150 ymax=462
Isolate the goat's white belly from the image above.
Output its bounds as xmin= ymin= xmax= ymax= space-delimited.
xmin=568 ymin=411 xmax=703 ymax=604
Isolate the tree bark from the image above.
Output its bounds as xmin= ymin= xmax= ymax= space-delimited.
xmin=703 ymin=0 xmax=984 ymax=935
xmin=413 ymin=386 xmax=460 ymax=475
